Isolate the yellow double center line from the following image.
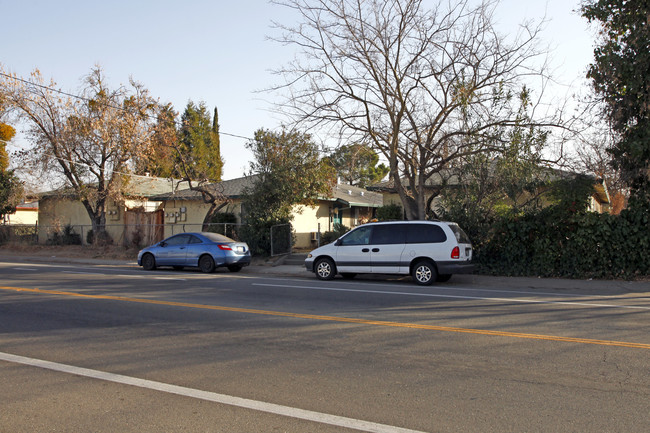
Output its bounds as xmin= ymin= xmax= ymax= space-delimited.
xmin=3 ymin=285 xmax=650 ymax=350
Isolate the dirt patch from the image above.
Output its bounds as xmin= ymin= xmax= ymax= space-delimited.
xmin=0 ymin=242 xmax=281 ymax=266
xmin=0 ymin=243 xmax=139 ymax=261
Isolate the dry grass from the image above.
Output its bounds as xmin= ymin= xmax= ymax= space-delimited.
xmin=0 ymin=243 xmax=139 ymax=261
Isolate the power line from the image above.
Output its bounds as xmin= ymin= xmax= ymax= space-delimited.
xmin=0 ymin=71 xmax=253 ymax=141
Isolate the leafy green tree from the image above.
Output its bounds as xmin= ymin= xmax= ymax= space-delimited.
xmin=0 ymin=107 xmax=23 ymax=220
xmin=326 ymin=144 xmax=389 ymax=187
xmin=0 ymin=91 xmax=16 ymax=172
xmin=0 ymin=123 xmax=14 ymax=172
xmin=178 ymin=101 xmax=223 ymax=182
xmin=582 ymin=0 xmax=650 ymax=208
xmin=175 ymin=101 xmax=228 ymax=227
xmin=241 ymin=128 xmax=336 ymax=254
xmin=0 ymin=170 xmax=24 ymax=221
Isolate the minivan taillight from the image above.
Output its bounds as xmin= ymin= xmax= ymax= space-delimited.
xmin=451 ymin=246 xmax=460 ymax=259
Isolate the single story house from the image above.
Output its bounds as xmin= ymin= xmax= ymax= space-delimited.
xmin=369 ymin=169 xmax=611 ymax=216
xmin=152 ymin=175 xmax=384 ymax=249
xmin=3 ymin=199 xmax=39 ymax=225
xmin=37 ymin=176 xmax=179 ymax=245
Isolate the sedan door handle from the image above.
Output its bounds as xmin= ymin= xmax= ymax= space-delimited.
xmin=372 ymin=248 xmax=380 ymax=252
xmin=362 ymin=248 xmax=370 ymax=253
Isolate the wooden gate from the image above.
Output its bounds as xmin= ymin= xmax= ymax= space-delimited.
xmin=124 ymin=209 xmax=164 ymax=247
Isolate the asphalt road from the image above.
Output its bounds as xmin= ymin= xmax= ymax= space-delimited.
xmin=1 ymin=259 xmax=649 ymax=432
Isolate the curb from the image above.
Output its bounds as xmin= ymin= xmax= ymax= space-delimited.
xmin=1 ymin=253 xmax=648 ymax=293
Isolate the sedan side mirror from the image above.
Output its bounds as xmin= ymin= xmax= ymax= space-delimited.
xmin=159 ymin=241 xmax=167 ymax=247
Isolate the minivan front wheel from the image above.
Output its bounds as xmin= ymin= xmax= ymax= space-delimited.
xmin=412 ymin=260 xmax=437 ymax=286
xmin=315 ymin=258 xmax=336 ymax=280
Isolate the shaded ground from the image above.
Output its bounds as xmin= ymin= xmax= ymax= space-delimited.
xmin=0 ymin=243 xmax=282 ymax=266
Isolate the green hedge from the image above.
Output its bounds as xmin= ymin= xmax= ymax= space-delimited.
xmin=476 ymin=205 xmax=649 ymax=279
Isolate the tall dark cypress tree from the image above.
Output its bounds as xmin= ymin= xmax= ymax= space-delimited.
xmin=212 ymin=107 xmax=223 ymax=181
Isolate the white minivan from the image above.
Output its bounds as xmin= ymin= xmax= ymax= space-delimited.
xmin=305 ymin=221 xmax=474 ymax=285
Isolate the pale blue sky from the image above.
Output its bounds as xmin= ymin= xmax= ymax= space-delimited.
xmin=2 ymin=0 xmax=594 ymax=182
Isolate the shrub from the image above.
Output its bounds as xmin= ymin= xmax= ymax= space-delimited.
xmin=48 ymin=224 xmax=81 ymax=245
xmin=376 ymin=203 xmax=403 ymax=221
xmin=449 ymin=176 xmax=650 ymax=279
xmin=207 ymin=212 xmax=238 ymax=238
xmin=320 ymin=222 xmax=350 ymax=244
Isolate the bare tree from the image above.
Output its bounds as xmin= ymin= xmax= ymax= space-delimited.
xmin=0 ymin=66 xmax=159 ymax=239
xmin=571 ymin=121 xmax=627 ymax=213
xmin=270 ymin=0 xmax=564 ymax=219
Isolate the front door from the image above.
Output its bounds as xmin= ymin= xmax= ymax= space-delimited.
xmin=332 ymin=205 xmax=343 ymax=227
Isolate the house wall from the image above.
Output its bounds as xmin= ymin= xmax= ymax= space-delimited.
xmin=37 ymin=197 xmax=163 ymax=245
xmin=4 ymin=208 xmax=38 ymax=225
xmin=38 ymin=197 xmax=92 ymax=244
xmin=292 ymin=204 xmax=324 ymax=249
xmin=159 ymin=199 xmax=244 ymax=238
xmin=291 ymin=203 xmax=377 ymax=249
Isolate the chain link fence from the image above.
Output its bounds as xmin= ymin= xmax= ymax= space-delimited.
xmin=270 ymin=223 xmax=292 ymax=256
xmin=0 ymin=222 xmax=294 ymax=257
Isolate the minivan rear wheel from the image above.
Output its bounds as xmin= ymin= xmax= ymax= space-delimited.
xmin=315 ymin=258 xmax=336 ymax=280
xmin=412 ymin=260 xmax=437 ymax=286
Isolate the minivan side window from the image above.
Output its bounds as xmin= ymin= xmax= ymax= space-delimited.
xmin=370 ymin=224 xmax=405 ymax=244
xmin=405 ymin=224 xmax=447 ymax=243
xmin=340 ymin=226 xmax=372 ymax=246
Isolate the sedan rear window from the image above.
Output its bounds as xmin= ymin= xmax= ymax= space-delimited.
xmin=202 ymin=232 xmax=236 ymax=243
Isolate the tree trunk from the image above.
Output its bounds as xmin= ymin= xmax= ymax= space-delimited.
xmin=201 ymin=200 xmax=230 ymax=231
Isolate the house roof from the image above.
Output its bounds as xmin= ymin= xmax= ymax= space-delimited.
xmin=368 ymin=167 xmax=610 ymax=205
xmin=15 ymin=200 xmax=39 ymax=210
xmin=367 ymin=170 xmax=461 ymax=192
xmin=152 ymin=175 xmax=384 ymax=208
xmin=151 ymin=176 xmax=258 ymax=201
xmin=326 ymin=183 xmax=384 ymax=208
xmin=40 ymin=176 xmax=179 ymax=199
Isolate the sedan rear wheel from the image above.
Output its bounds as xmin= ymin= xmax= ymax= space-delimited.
xmin=199 ymin=255 xmax=216 ymax=273
xmin=315 ymin=258 xmax=336 ymax=280
xmin=142 ymin=253 xmax=156 ymax=271
xmin=412 ymin=260 xmax=436 ymax=286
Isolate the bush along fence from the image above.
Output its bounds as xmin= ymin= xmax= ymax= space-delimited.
xmin=466 ymin=204 xmax=650 ymax=280
xmin=0 ymin=222 xmax=294 ymax=257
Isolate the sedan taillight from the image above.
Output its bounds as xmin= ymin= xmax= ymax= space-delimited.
xmin=451 ymin=246 xmax=460 ymax=259
xmin=218 ymin=244 xmax=233 ymax=251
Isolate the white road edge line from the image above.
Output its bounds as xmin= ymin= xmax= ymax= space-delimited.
xmin=0 ymin=352 xmax=425 ymax=433
xmin=253 ymin=283 xmax=650 ymax=311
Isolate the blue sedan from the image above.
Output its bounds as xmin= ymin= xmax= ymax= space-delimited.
xmin=137 ymin=232 xmax=251 ymax=273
